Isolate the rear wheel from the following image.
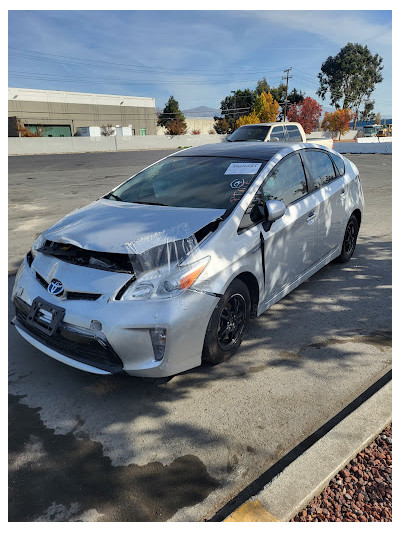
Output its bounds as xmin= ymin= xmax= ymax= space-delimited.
xmin=336 ymin=214 xmax=359 ymax=263
xmin=202 ymin=279 xmax=250 ymax=364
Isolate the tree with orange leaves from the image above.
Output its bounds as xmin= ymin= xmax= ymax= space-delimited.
xmin=321 ymin=109 xmax=354 ymax=140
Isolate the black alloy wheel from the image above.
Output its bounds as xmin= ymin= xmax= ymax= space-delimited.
xmin=217 ymin=294 xmax=246 ymax=350
xmin=202 ymin=279 xmax=251 ymax=364
xmin=337 ymin=214 xmax=359 ymax=263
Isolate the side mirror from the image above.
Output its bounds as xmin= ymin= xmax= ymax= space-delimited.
xmin=268 ymin=137 xmax=280 ymax=142
xmin=265 ymin=200 xmax=286 ymax=222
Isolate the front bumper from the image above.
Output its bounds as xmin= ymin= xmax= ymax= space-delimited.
xmin=11 ymin=255 xmax=219 ymax=377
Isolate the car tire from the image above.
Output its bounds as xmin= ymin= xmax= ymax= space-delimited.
xmin=202 ymin=279 xmax=251 ymax=365
xmin=336 ymin=214 xmax=359 ymax=263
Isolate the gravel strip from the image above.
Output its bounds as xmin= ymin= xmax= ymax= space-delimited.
xmin=291 ymin=425 xmax=392 ymax=522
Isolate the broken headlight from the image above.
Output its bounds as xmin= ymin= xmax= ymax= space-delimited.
xmin=120 ymin=256 xmax=210 ymax=301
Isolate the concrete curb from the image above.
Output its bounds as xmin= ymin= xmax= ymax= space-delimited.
xmin=224 ymin=380 xmax=392 ymax=522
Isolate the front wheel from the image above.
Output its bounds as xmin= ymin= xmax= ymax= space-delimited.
xmin=336 ymin=214 xmax=359 ymax=263
xmin=202 ymin=279 xmax=250 ymax=365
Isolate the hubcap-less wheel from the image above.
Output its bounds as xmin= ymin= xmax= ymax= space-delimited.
xmin=343 ymin=220 xmax=357 ymax=255
xmin=217 ymin=293 xmax=246 ymax=350
xmin=336 ymin=214 xmax=360 ymax=264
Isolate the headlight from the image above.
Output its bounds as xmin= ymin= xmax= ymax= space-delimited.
xmin=120 ymin=256 xmax=210 ymax=301
xmin=31 ymin=234 xmax=45 ymax=257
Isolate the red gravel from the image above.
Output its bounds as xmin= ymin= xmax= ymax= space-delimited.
xmin=290 ymin=425 xmax=392 ymax=522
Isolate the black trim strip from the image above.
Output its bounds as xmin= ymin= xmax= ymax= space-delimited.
xmin=207 ymin=369 xmax=392 ymax=522
xmin=260 ymin=232 xmax=265 ymax=286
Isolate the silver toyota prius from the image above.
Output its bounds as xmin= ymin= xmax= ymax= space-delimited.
xmin=12 ymin=143 xmax=364 ymax=380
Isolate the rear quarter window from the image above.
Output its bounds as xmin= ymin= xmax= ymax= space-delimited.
xmin=330 ymin=153 xmax=346 ymax=176
xmin=286 ymin=125 xmax=303 ymax=142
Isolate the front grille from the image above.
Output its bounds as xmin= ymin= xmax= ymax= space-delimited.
xmin=35 ymin=271 xmax=101 ymax=301
xmin=13 ymin=297 xmax=124 ymax=374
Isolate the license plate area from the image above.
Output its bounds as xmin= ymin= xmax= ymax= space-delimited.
xmin=26 ymin=297 xmax=65 ymax=336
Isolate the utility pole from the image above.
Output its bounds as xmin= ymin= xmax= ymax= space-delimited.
xmin=282 ymin=67 xmax=292 ymax=122
xmin=231 ymin=90 xmax=237 ymax=125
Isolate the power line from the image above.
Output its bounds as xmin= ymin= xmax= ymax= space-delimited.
xmin=9 ymin=47 xmax=284 ymax=77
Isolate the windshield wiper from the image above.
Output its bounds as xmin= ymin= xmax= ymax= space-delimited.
xmin=133 ymin=201 xmax=168 ymax=206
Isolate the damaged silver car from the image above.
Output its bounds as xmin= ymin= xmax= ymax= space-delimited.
xmin=12 ymin=143 xmax=364 ymax=379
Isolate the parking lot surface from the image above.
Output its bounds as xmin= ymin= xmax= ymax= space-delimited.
xmin=9 ymin=152 xmax=391 ymax=521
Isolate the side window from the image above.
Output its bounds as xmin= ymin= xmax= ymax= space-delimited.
xmin=238 ymin=189 xmax=265 ymax=231
xmin=302 ymin=150 xmax=337 ymax=189
xmin=286 ymin=125 xmax=303 ymax=142
xmin=269 ymin=126 xmax=285 ymax=142
xmin=330 ymin=153 xmax=346 ymax=176
xmin=262 ymin=153 xmax=308 ymax=206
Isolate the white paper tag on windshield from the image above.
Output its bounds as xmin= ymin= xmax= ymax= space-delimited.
xmin=224 ymin=162 xmax=262 ymax=175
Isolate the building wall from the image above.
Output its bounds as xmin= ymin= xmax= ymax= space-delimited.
xmin=8 ymin=87 xmax=157 ymax=136
xmin=157 ymin=117 xmax=216 ymax=135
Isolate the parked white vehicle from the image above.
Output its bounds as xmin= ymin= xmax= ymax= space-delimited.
xmin=12 ymin=143 xmax=363 ymax=381
xmin=227 ymin=122 xmax=333 ymax=150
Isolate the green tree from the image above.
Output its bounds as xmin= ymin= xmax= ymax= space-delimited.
xmin=317 ymin=43 xmax=383 ymax=129
xmin=157 ymin=96 xmax=186 ymax=130
xmin=218 ymin=89 xmax=256 ymax=132
xmin=360 ymin=101 xmax=376 ymax=122
xmin=255 ymin=77 xmax=270 ymax=95
xmin=269 ymin=84 xmax=304 ymax=120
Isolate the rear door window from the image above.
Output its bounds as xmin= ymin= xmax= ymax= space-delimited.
xmin=269 ymin=126 xmax=286 ymax=142
xmin=302 ymin=149 xmax=337 ymax=189
xmin=286 ymin=125 xmax=303 ymax=142
xmin=262 ymin=153 xmax=308 ymax=206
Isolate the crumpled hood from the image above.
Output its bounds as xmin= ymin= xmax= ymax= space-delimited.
xmin=43 ymin=199 xmax=225 ymax=254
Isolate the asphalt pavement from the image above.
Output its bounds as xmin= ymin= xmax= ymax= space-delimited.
xmin=8 ymin=151 xmax=391 ymax=521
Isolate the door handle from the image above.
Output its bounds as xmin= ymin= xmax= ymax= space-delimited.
xmin=340 ymin=189 xmax=346 ymax=198
xmin=307 ymin=211 xmax=317 ymax=222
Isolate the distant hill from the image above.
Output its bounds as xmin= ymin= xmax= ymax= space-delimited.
xmin=183 ymin=106 xmax=221 ymax=117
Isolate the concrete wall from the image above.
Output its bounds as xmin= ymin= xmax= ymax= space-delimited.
xmin=9 ymin=134 xmax=392 ymax=156
xmin=334 ymin=141 xmax=392 ymax=154
xmin=356 ymin=137 xmax=392 ymax=143
xmin=8 ymin=134 xmax=228 ymax=156
xmin=307 ymin=130 xmax=358 ymax=141
xmin=157 ymin=117 xmax=216 ymax=135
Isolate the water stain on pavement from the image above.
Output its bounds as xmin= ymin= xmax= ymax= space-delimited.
xmin=307 ymin=330 xmax=392 ymax=353
xmin=9 ymin=394 xmax=220 ymax=522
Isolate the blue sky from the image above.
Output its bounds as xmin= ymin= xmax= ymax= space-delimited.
xmin=8 ymin=10 xmax=392 ymax=115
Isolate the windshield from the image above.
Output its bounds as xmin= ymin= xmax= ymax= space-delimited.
xmin=105 ymin=156 xmax=265 ymax=210
xmin=227 ymin=125 xmax=271 ymax=142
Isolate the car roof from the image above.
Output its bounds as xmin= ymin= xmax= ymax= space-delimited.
xmin=238 ymin=122 xmax=300 ymax=127
xmin=173 ymin=142 xmax=306 ymax=162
